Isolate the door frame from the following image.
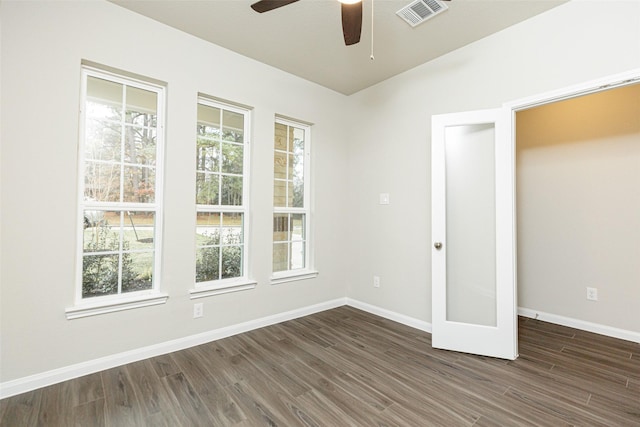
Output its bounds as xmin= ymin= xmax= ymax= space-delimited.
xmin=504 ymin=67 xmax=640 ymax=334
xmin=430 ymin=68 xmax=640 ymax=359
xmin=505 ymin=69 xmax=640 ymax=115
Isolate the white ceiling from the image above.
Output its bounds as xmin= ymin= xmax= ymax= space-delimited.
xmin=110 ymin=0 xmax=568 ymax=95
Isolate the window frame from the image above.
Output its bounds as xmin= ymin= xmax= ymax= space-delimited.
xmin=67 ymin=64 xmax=167 ymax=319
xmin=271 ymin=116 xmax=317 ymax=284
xmin=191 ymin=96 xmax=256 ymax=299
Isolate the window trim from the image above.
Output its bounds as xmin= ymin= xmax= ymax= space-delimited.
xmin=271 ymin=116 xmax=314 ymax=280
xmin=193 ymin=96 xmax=253 ymax=292
xmin=69 ymin=64 xmax=166 ymax=317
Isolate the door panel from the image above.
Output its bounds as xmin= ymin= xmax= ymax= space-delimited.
xmin=445 ymin=123 xmax=497 ymax=327
xmin=432 ymin=108 xmax=517 ymax=360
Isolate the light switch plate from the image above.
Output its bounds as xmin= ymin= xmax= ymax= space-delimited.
xmin=379 ymin=193 xmax=390 ymax=205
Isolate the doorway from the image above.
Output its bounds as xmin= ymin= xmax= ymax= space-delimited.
xmin=431 ymin=69 xmax=640 ymax=359
xmin=515 ymin=82 xmax=640 ymax=338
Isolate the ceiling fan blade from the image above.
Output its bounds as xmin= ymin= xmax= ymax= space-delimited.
xmin=251 ymin=0 xmax=299 ymax=13
xmin=341 ymin=2 xmax=362 ymax=46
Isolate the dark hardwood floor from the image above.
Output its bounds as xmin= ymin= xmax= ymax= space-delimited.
xmin=1 ymin=306 xmax=639 ymax=426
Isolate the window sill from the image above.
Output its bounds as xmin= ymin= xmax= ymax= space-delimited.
xmin=66 ymin=293 xmax=168 ymax=320
xmin=190 ymin=279 xmax=257 ymax=299
xmin=270 ymin=270 xmax=319 ymax=285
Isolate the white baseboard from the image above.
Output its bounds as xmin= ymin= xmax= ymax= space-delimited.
xmin=346 ymin=298 xmax=432 ymax=333
xmin=0 ymin=297 xmax=347 ymax=399
xmin=518 ymin=307 xmax=640 ymax=344
xmin=4 ymin=299 xmax=637 ymax=399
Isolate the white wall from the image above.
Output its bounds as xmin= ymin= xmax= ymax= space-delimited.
xmin=516 ymin=84 xmax=640 ymax=332
xmin=345 ymin=0 xmax=640 ymax=326
xmin=0 ymin=0 xmax=350 ymax=383
xmin=2 ymin=0 xmax=640 ymax=390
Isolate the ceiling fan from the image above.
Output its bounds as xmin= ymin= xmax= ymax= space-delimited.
xmin=250 ymin=0 xmax=364 ymax=46
xmin=251 ymin=0 xmax=452 ymax=47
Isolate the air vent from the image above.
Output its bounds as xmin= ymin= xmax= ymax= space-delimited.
xmin=397 ymin=0 xmax=448 ymax=27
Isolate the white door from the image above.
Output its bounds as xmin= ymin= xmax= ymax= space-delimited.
xmin=431 ymin=108 xmax=517 ymax=360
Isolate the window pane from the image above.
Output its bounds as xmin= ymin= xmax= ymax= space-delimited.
xmin=86 ymin=76 xmax=122 ymax=120
xmin=121 ymin=251 xmax=154 ymax=293
xmin=221 ymin=245 xmax=242 ymax=279
xmin=274 ymin=151 xmax=287 ymax=179
xmin=273 ymin=243 xmax=288 ymax=272
xmin=292 ymin=146 xmax=304 ymax=208
xmin=273 ymin=213 xmax=289 ymax=242
xmin=124 ymin=126 xmax=156 ymax=166
xmin=123 ymin=165 xmax=155 ymax=203
xmin=196 ymin=172 xmax=219 ymax=205
xmin=293 ymin=127 xmax=305 ymax=150
xmin=198 ymin=123 xmax=220 ymax=140
xmin=196 ymin=246 xmax=220 ymax=283
xmin=222 ymin=110 xmax=244 ymax=142
xmin=291 ymin=241 xmax=305 ymax=270
xmin=122 ymin=211 xmax=155 ymax=249
xmin=221 ymin=142 xmax=243 ymax=174
xmin=197 ymin=138 xmax=220 ymax=173
xmin=82 ymin=254 xmax=119 ymax=298
xmin=83 ymin=208 xmax=107 ymax=230
xmin=84 ymin=162 xmax=121 ymax=202
xmin=83 ymin=210 xmax=120 ymax=253
xmin=292 ymin=184 xmax=304 ymax=208
xmin=291 ymin=214 xmax=305 ymax=241
xmin=125 ymin=86 xmax=157 ymax=125
xmin=221 ymin=213 xmax=243 ymax=244
xmin=85 ymin=119 xmax=121 ymax=162
xmin=274 ymin=180 xmax=287 ymax=207
xmin=198 ymin=105 xmax=221 ymax=130
xmin=274 ymin=122 xmax=288 ymax=151
xmin=221 ymin=175 xmax=243 ymax=206
xmin=196 ymin=212 xmax=221 ymax=245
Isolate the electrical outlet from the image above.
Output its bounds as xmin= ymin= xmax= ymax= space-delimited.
xmin=586 ymin=287 xmax=598 ymax=301
xmin=193 ymin=302 xmax=204 ymax=318
xmin=373 ymin=276 xmax=380 ymax=288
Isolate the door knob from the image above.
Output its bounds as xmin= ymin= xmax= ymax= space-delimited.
xmin=434 ymin=242 xmax=442 ymax=250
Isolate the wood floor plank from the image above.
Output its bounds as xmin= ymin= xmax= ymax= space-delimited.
xmin=67 ymin=372 xmax=104 ymax=407
xmin=2 ymin=307 xmax=638 ymax=426
xmin=125 ymin=359 xmax=183 ymax=425
xmin=100 ymin=366 xmax=145 ymax=427
xmin=228 ymin=380 xmax=296 ymax=426
xmin=194 ymin=384 xmax=246 ymax=426
xmin=503 ymin=385 xmax=612 ymax=426
xmin=162 ymin=372 xmax=218 ymax=425
xmin=71 ymin=398 xmax=105 ymax=427
xmin=188 ymin=342 xmax=243 ymax=387
xmin=455 ymin=353 xmax=591 ymax=406
xmin=36 ymin=381 xmax=75 ymax=426
xmin=241 ymin=354 xmax=311 ymax=398
xmin=295 ymin=388 xmax=360 ymax=427
xmin=0 ymin=389 xmax=42 ymax=427
xmin=587 ymin=392 xmax=640 ymax=425
xmin=170 ymin=346 xmax=228 ymax=395
xmin=149 ymin=353 xmax=181 ymax=378
xmin=560 ymin=344 xmax=640 ymax=380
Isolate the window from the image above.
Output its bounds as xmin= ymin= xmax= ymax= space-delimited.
xmin=69 ymin=65 xmax=166 ymax=318
xmin=193 ymin=97 xmax=253 ymax=296
xmin=272 ymin=118 xmax=315 ymax=282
